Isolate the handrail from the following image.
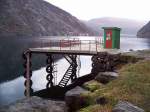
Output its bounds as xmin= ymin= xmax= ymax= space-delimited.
xmin=32 ymin=37 xmax=103 ymax=52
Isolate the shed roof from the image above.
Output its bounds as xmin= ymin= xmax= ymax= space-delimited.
xmin=102 ymin=27 xmax=121 ymax=30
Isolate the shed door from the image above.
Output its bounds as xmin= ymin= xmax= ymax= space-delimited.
xmin=106 ymin=30 xmax=112 ymax=48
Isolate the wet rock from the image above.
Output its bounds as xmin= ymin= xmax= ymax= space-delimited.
xmin=112 ymin=101 xmax=145 ymax=112
xmin=65 ymin=86 xmax=90 ymax=112
xmin=0 ymin=96 xmax=66 ymax=112
xmin=95 ymin=72 xmax=118 ymax=84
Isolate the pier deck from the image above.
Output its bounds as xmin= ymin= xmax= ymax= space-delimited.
xmin=28 ymin=38 xmax=121 ymax=55
xmin=23 ymin=38 xmax=121 ymax=97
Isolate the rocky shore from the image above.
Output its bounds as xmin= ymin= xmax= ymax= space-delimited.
xmin=0 ymin=96 xmax=66 ymax=112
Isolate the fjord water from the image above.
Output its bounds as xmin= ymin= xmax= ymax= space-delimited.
xmin=0 ymin=36 xmax=150 ymax=107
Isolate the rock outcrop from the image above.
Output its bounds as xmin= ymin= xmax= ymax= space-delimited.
xmin=137 ymin=21 xmax=150 ymax=38
xmin=95 ymin=72 xmax=118 ymax=84
xmin=113 ymin=101 xmax=145 ymax=112
xmin=0 ymin=96 xmax=66 ymax=112
xmin=0 ymin=0 xmax=94 ymax=37
xmin=65 ymin=86 xmax=90 ymax=112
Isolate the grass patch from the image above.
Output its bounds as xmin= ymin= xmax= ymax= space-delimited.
xmin=80 ymin=60 xmax=150 ymax=112
xmin=115 ymin=55 xmax=143 ymax=70
xmin=79 ymin=104 xmax=112 ymax=112
xmin=83 ymin=81 xmax=103 ymax=92
xmin=123 ymin=50 xmax=150 ymax=59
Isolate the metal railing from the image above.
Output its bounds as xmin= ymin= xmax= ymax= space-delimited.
xmin=31 ymin=37 xmax=103 ymax=52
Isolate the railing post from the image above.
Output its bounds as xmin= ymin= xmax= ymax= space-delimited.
xmin=80 ymin=40 xmax=81 ymax=51
xmin=41 ymin=39 xmax=42 ymax=48
xmin=42 ymin=40 xmax=44 ymax=48
xmin=70 ymin=39 xmax=71 ymax=50
xmin=60 ymin=40 xmax=61 ymax=51
xmin=96 ymin=40 xmax=98 ymax=52
xmin=89 ymin=40 xmax=91 ymax=52
xmin=49 ymin=40 xmax=51 ymax=48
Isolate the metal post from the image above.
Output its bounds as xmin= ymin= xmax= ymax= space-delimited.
xmin=42 ymin=39 xmax=43 ymax=48
xmin=70 ymin=39 xmax=71 ymax=50
xmin=96 ymin=40 xmax=98 ymax=52
xmin=89 ymin=40 xmax=91 ymax=52
xmin=49 ymin=40 xmax=51 ymax=48
xmin=60 ymin=40 xmax=61 ymax=51
xmin=80 ymin=40 xmax=81 ymax=51
xmin=41 ymin=39 xmax=42 ymax=48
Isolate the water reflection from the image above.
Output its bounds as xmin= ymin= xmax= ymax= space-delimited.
xmin=0 ymin=77 xmax=25 ymax=106
xmin=120 ymin=37 xmax=150 ymax=51
xmin=0 ymin=56 xmax=92 ymax=106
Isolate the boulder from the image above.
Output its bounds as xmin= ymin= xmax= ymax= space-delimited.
xmin=95 ymin=72 xmax=118 ymax=84
xmin=0 ymin=96 xmax=66 ymax=112
xmin=112 ymin=101 xmax=144 ymax=112
xmin=65 ymin=86 xmax=90 ymax=112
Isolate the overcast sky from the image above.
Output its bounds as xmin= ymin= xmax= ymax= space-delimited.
xmin=45 ymin=0 xmax=150 ymax=21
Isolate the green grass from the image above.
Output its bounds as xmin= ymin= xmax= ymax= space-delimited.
xmin=80 ymin=60 xmax=150 ymax=112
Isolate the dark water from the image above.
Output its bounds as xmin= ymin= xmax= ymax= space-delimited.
xmin=0 ymin=36 xmax=150 ymax=107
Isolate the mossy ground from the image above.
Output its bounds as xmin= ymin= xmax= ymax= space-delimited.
xmin=79 ymin=60 xmax=150 ymax=112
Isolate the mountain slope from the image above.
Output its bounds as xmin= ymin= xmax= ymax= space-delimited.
xmin=137 ymin=21 xmax=150 ymax=38
xmin=84 ymin=17 xmax=146 ymax=36
xmin=0 ymin=0 xmax=94 ymax=37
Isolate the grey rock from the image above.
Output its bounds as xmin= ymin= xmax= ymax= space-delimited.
xmin=112 ymin=101 xmax=145 ymax=112
xmin=65 ymin=86 xmax=89 ymax=97
xmin=65 ymin=86 xmax=90 ymax=112
xmin=95 ymin=72 xmax=118 ymax=84
xmin=0 ymin=96 xmax=66 ymax=112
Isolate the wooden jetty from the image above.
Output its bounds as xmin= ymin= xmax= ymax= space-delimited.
xmin=23 ymin=37 xmax=121 ymax=97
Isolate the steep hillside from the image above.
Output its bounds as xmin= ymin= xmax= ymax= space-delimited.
xmin=137 ymin=21 xmax=150 ymax=38
xmin=0 ymin=0 xmax=94 ymax=37
xmin=84 ymin=17 xmax=146 ymax=36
